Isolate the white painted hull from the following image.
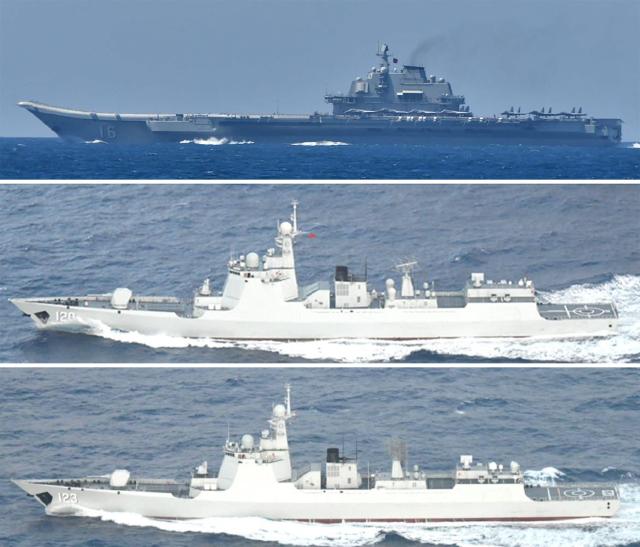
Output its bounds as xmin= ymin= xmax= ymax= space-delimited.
xmin=14 ymin=480 xmax=619 ymax=522
xmin=11 ymin=298 xmax=617 ymax=340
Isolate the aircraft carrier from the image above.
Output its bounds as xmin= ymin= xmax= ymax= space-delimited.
xmin=19 ymin=43 xmax=622 ymax=145
xmin=13 ymin=385 xmax=621 ymax=522
xmin=10 ymin=201 xmax=618 ymax=341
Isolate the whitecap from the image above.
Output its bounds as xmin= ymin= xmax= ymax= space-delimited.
xmin=180 ymin=137 xmax=254 ymax=145
xmin=524 ymin=467 xmax=565 ymax=486
xmin=291 ymin=141 xmax=350 ymax=146
xmin=631 ymin=142 xmax=640 ymax=149
xmin=85 ymin=139 xmax=107 ymax=144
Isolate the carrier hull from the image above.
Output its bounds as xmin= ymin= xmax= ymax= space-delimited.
xmin=20 ymin=102 xmax=622 ymax=146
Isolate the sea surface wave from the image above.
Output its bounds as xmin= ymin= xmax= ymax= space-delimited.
xmin=1 ymin=138 xmax=639 ymax=178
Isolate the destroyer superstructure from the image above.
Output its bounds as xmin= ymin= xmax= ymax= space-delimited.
xmin=13 ymin=385 xmax=621 ymax=522
xmin=10 ymin=201 xmax=618 ymax=341
xmin=19 ymin=43 xmax=622 ymax=145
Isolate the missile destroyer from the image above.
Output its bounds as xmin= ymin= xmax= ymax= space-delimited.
xmin=13 ymin=385 xmax=621 ymax=523
xmin=19 ymin=43 xmax=622 ymax=145
xmin=10 ymin=201 xmax=618 ymax=341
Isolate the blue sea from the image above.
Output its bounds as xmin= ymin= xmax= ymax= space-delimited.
xmin=1 ymin=367 xmax=639 ymax=546
xmin=1 ymin=138 xmax=639 ymax=179
xmin=1 ymin=184 xmax=639 ymax=363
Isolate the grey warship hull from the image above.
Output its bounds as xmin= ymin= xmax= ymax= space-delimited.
xmin=21 ymin=101 xmax=622 ymax=146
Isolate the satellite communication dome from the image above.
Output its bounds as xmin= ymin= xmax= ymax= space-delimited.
xmin=385 ymin=278 xmax=395 ymax=288
xmin=280 ymin=221 xmax=293 ymax=235
xmin=246 ymin=252 xmax=259 ymax=269
xmin=241 ymin=434 xmax=255 ymax=450
xmin=273 ymin=403 xmax=286 ymax=417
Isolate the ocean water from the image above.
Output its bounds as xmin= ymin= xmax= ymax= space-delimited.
xmin=1 ymin=184 xmax=639 ymax=363
xmin=1 ymin=367 xmax=639 ymax=547
xmin=1 ymin=137 xmax=640 ymax=179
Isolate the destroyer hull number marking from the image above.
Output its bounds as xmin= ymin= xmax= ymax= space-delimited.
xmin=55 ymin=311 xmax=76 ymax=321
xmin=58 ymin=492 xmax=78 ymax=503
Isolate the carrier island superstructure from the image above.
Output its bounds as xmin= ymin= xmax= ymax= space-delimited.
xmin=18 ymin=43 xmax=622 ymax=145
xmin=10 ymin=201 xmax=618 ymax=340
xmin=13 ymin=385 xmax=621 ymax=522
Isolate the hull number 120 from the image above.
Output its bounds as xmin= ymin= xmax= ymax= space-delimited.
xmin=55 ymin=311 xmax=76 ymax=321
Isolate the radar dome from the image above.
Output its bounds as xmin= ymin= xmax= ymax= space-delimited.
xmin=273 ymin=403 xmax=286 ymax=417
xmin=385 ymin=278 xmax=395 ymax=288
xmin=241 ymin=434 xmax=255 ymax=450
xmin=280 ymin=221 xmax=293 ymax=235
xmin=246 ymin=252 xmax=259 ymax=269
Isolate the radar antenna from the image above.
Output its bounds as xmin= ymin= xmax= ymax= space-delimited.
xmin=290 ymin=200 xmax=299 ymax=236
xmin=388 ymin=437 xmax=407 ymax=462
xmin=284 ymin=383 xmax=293 ymax=418
xmin=394 ymin=260 xmax=418 ymax=274
xmin=394 ymin=260 xmax=419 ymax=298
xmin=275 ymin=201 xmax=302 ymax=249
xmin=377 ymin=42 xmax=390 ymax=68
xmin=388 ymin=437 xmax=408 ymax=478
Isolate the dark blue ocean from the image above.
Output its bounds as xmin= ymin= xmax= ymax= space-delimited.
xmin=1 ymin=367 xmax=639 ymax=546
xmin=1 ymin=138 xmax=639 ymax=179
xmin=1 ymin=184 xmax=639 ymax=363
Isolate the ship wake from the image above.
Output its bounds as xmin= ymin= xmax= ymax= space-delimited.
xmin=179 ymin=137 xmax=254 ymax=145
xmin=84 ymin=275 xmax=640 ymax=363
xmin=69 ymin=479 xmax=640 ymax=547
xmin=290 ymin=141 xmax=350 ymax=146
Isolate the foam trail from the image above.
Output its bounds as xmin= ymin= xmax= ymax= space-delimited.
xmin=85 ymin=139 xmax=107 ymax=144
xmin=84 ymin=275 xmax=640 ymax=363
xmin=291 ymin=141 xmax=350 ymax=146
xmin=631 ymin=142 xmax=640 ymax=149
xmin=180 ymin=137 xmax=254 ymax=145
xmin=75 ymin=509 xmax=384 ymax=546
xmin=68 ymin=482 xmax=640 ymax=547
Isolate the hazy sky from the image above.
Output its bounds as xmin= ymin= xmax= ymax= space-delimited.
xmin=1 ymin=0 xmax=639 ymax=139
